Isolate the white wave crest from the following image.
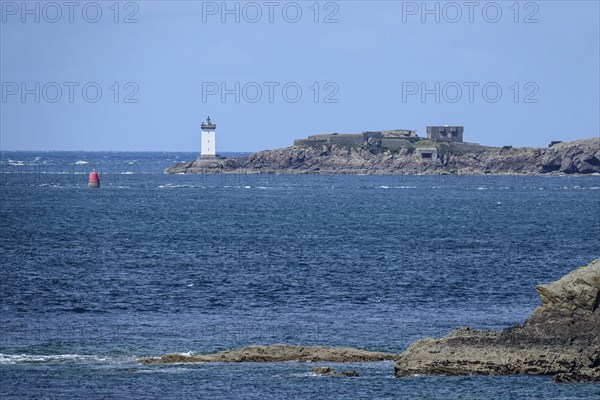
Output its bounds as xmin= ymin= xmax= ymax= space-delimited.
xmin=0 ymin=353 xmax=131 ymax=365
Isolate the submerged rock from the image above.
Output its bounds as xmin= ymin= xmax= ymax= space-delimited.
xmin=394 ymin=258 xmax=600 ymax=382
xmin=311 ymin=366 xmax=359 ymax=377
xmin=138 ymin=344 xmax=396 ymax=364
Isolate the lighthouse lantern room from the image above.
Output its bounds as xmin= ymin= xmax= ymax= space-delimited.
xmin=200 ymin=116 xmax=217 ymax=158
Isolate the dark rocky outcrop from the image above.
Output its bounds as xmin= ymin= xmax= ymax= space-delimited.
xmin=311 ymin=366 xmax=359 ymax=377
xmin=165 ymin=137 xmax=600 ymax=175
xmin=394 ymin=258 xmax=600 ymax=382
xmin=137 ymin=344 xmax=396 ymax=365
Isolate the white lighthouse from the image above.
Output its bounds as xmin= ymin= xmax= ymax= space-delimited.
xmin=200 ymin=116 xmax=217 ymax=158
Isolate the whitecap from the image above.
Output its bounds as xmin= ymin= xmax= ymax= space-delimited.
xmin=7 ymin=160 xmax=25 ymax=166
xmin=0 ymin=353 xmax=128 ymax=364
xmin=158 ymin=184 xmax=197 ymax=189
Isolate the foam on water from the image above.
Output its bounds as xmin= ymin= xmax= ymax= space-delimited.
xmin=158 ymin=184 xmax=203 ymax=189
xmin=6 ymin=159 xmax=25 ymax=166
xmin=0 ymin=354 xmax=132 ymax=365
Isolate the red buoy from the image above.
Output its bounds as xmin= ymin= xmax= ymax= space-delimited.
xmin=88 ymin=170 xmax=100 ymax=188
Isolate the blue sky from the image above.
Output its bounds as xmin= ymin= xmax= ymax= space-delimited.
xmin=1 ymin=1 xmax=599 ymax=151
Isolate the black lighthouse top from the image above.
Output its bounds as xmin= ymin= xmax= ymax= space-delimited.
xmin=201 ymin=116 xmax=216 ymax=129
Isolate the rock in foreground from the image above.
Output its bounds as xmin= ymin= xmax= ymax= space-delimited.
xmin=394 ymin=258 xmax=600 ymax=382
xmin=138 ymin=344 xmax=396 ymax=364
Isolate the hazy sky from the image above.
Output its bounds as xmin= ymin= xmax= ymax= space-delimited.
xmin=1 ymin=1 xmax=599 ymax=151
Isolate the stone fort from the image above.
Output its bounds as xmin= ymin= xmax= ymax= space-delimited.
xmin=293 ymin=126 xmax=465 ymax=161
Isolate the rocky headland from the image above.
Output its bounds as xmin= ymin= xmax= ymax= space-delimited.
xmin=394 ymin=258 xmax=600 ymax=382
xmin=137 ymin=258 xmax=599 ymax=382
xmin=165 ymin=133 xmax=600 ymax=175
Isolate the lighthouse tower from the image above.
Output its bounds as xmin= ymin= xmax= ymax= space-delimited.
xmin=200 ymin=116 xmax=217 ymax=158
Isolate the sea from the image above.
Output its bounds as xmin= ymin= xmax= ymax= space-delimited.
xmin=1 ymin=151 xmax=599 ymax=399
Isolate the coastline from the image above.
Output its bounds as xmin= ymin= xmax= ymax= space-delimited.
xmin=137 ymin=258 xmax=600 ymax=383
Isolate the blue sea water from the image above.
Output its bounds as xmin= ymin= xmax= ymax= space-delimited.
xmin=1 ymin=151 xmax=599 ymax=399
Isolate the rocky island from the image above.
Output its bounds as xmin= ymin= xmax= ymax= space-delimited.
xmin=165 ymin=126 xmax=600 ymax=175
xmin=138 ymin=258 xmax=599 ymax=382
